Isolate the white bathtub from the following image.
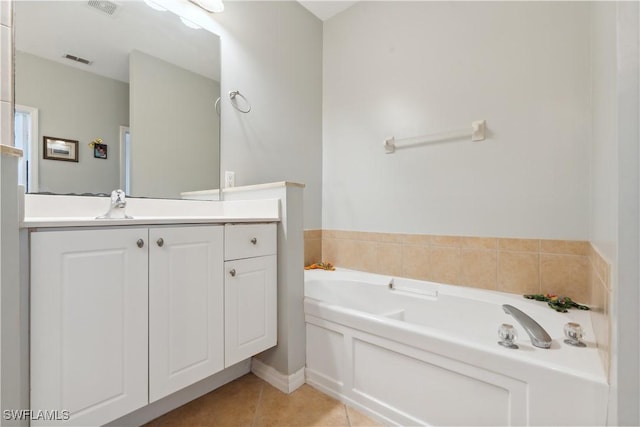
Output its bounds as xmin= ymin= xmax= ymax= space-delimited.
xmin=304 ymin=269 xmax=608 ymax=426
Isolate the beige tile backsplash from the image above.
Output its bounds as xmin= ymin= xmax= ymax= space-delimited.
xmin=497 ymin=251 xmax=540 ymax=295
xmin=305 ymin=228 xmax=612 ymax=379
xmin=311 ymin=230 xmax=591 ymax=300
xmin=303 ymin=230 xmax=322 ymax=267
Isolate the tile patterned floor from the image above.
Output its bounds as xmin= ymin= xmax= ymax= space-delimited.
xmin=144 ymin=373 xmax=383 ymax=427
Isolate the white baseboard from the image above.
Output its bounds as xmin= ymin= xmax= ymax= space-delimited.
xmin=251 ymin=357 xmax=305 ymax=394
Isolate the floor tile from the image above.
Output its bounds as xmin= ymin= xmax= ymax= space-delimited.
xmin=145 ymin=376 xmax=257 ymax=427
xmin=145 ymin=374 xmax=379 ymax=427
xmin=255 ymin=384 xmax=348 ymax=427
xmin=346 ymin=406 xmax=384 ymax=427
xmin=208 ymin=374 xmax=263 ymax=426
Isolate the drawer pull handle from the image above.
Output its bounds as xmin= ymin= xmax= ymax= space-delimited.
xmin=250 ymin=237 xmax=258 ymax=245
xmin=230 ymin=269 xmax=236 ymax=277
xmin=157 ymin=238 xmax=164 ymax=247
xmin=137 ymin=239 xmax=144 ymax=248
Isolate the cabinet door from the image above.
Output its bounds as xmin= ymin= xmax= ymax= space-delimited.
xmin=224 ymin=255 xmax=277 ymax=367
xmin=148 ymin=226 xmax=224 ymax=402
xmin=30 ymin=228 xmax=149 ymax=426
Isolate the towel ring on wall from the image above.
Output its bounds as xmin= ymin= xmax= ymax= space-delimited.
xmin=214 ymin=97 xmax=221 ymax=116
xmin=229 ymin=90 xmax=251 ymax=113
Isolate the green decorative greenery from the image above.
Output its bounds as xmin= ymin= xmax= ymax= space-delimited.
xmin=523 ymin=293 xmax=590 ymax=313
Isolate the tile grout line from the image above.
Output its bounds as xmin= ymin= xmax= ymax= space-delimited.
xmin=251 ymin=381 xmax=265 ymax=427
xmin=538 ymin=245 xmax=542 ymax=293
xmin=344 ymin=404 xmax=352 ymax=427
xmin=495 ymin=247 xmax=500 ymax=292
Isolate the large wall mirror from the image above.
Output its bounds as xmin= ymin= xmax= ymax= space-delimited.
xmin=14 ymin=1 xmax=221 ymax=199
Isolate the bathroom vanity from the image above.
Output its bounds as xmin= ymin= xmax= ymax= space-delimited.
xmin=24 ymin=195 xmax=279 ymax=426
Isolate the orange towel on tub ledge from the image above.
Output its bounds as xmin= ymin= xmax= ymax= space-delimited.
xmin=304 ymin=262 xmax=335 ymax=271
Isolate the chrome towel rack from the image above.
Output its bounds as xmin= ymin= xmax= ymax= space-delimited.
xmin=384 ymin=120 xmax=486 ymax=154
xmin=229 ymin=90 xmax=251 ymax=113
xmin=214 ymin=90 xmax=252 ymax=115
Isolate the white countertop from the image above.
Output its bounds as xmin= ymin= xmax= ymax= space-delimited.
xmin=21 ymin=195 xmax=280 ymax=229
xmin=181 ymin=181 xmax=305 ymax=200
xmin=22 ymin=216 xmax=280 ymax=228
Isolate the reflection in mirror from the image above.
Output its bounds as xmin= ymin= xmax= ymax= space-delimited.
xmin=14 ymin=1 xmax=221 ymax=199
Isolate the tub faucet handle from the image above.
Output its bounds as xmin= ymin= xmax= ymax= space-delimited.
xmin=498 ymin=323 xmax=518 ymax=349
xmin=563 ymin=322 xmax=586 ymax=347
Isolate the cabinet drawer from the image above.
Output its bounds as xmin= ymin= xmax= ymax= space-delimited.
xmin=225 ymin=223 xmax=277 ymax=260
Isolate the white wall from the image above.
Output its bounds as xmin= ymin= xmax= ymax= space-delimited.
xmin=1 ymin=156 xmax=24 ymax=425
xmin=15 ymin=52 xmax=129 ymax=195
xmin=323 ymin=1 xmax=591 ymax=239
xmin=590 ymin=4 xmax=621 ymax=424
xmin=214 ymin=2 xmax=323 ymax=230
xmin=591 ymin=2 xmax=640 ymax=425
xmin=0 ymin=1 xmax=27 ymax=421
xmin=130 ymin=50 xmax=220 ymax=199
xmin=615 ymin=2 xmax=640 ymax=423
xmin=590 ymin=3 xmax=618 ymax=265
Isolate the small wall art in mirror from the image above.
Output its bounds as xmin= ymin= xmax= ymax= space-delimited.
xmin=93 ymin=144 xmax=108 ymax=160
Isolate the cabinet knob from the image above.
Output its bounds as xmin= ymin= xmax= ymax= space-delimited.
xmin=157 ymin=238 xmax=164 ymax=247
xmin=137 ymin=239 xmax=144 ymax=248
xmin=229 ymin=269 xmax=236 ymax=277
xmin=250 ymin=237 xmax=258 ymax=245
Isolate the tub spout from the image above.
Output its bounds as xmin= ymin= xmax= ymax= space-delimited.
xmin=502 ymin=304 xmax=552 ymax=349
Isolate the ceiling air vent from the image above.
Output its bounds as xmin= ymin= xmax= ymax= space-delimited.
xmin=87 ymin=0 xmax=120 ymax=17
xmin=63 ymin=54 xmax=93 ymax=66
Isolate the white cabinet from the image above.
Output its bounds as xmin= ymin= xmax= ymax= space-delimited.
xmin=224 ymin=224 xmax=277 ymax=367
xmin=30 ymin=222 xmax=277 ymax=425
xmin=30 ymin=228 xmax=149 ymax=427
xmin=30 ymin=225 xmax=224 ymax=426
xmin=149 ymin=226 xmax=224 ymax=402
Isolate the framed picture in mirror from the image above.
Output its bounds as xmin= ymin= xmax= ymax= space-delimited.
xmin=43 ymin=136 xmax=78 ymax=162
xmin=94 ymin=143 xmax=108 ymax=159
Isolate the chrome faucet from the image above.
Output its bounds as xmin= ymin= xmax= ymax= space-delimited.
xmin=111 ymin=189 xmax=126 ymax=208
xmin=502 ymin=304 xmax=552 ymax=349
xmin=96 ymin=189 xmax=132 ymax=219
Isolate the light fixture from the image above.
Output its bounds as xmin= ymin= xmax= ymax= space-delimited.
xmin=179 ymin=16 xmax=202 ymax=29
xmin=189 ymin=0 xmax=224 ymax=13
xmin=143 ymin=0 xmax=167 ymax=12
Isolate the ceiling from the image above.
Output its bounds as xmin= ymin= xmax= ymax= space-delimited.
xmin=297 ymin=1 xmax=357 ymax=21
xmin=14 ymin=1 xmax=221 ymax=83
